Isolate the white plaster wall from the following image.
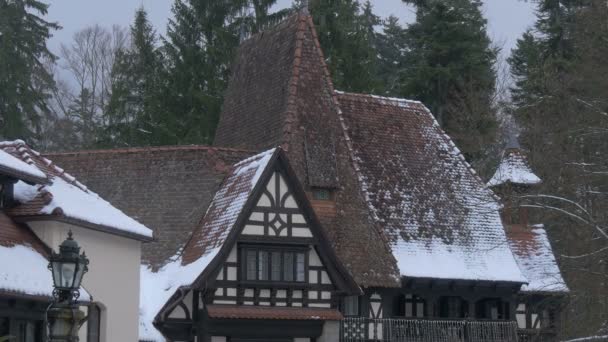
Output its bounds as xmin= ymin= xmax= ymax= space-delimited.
xmin=28 ymin=221 xmax=141 ymax=342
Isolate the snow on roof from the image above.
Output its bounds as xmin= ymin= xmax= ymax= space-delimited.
xmin=507 ymin=224 xmax=569 ymax=293
xmin=1 ymin=141 xmax=153 ymax=240
xmin=139 ymin=149 xmax=276 ymax=341
xmin=337 ymin=92 xmax=527 ymax=283
xmin=0 ymin=244 xmax=91 ymax=301
xmin=181 ymin=148 xmax=276 ymax=265
xmin=139 ymin=250 xmax=219 ymax=342
xmin=488 ymin=148 xmax=541 ymax=187
xmin=0 ymin=148 xmax=47 ymax=183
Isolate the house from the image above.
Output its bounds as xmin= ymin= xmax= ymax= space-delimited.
xmin=48 ymin=9 xmax=568 ymax=342
xmin=488 ymin=140 xmax=569 ymax=341
xmin=0 ymin=140 xmax=153 ymax=342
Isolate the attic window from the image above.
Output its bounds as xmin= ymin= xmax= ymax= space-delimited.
xmin=242 ymin=247 xmax=307 ymax=283
xmin=312 ymin=188 xmax=332 ymax=201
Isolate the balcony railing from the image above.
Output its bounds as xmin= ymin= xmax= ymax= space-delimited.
xmin=517 ymin=329 xmax=557 ymax=342
xmin=341 ymin=317 xmax=520 ymax=342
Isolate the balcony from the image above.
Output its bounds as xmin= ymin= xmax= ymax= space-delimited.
xmin=341 ymin=317 xmax=520 ymax=342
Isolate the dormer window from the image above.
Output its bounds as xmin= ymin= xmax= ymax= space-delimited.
xmin=312 ymin=188 xmax=332 ymax=201
xmin=241 ymin=246 xmax=307 ymax=283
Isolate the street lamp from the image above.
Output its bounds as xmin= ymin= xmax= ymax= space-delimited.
xmin=47 ymin=231 xmax=89 ymax=342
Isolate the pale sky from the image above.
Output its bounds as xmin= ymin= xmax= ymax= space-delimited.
xmin=46 ymin=0 xmax=537 ymax=62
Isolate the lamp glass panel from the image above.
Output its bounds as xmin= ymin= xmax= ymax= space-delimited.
xmin=73 ymin=261 xmax=86 ymax=288
xmin=60 ymin=262 xmax=76 ymax=288
xmin=52 ymin=261 xmax=62 ymax=287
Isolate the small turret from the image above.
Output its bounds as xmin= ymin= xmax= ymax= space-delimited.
xmin=488 ymin=134 xmax=541 ymax=225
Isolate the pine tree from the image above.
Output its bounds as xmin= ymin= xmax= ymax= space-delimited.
xmin=0 ymin=0 xmax=59 ymax=141
xmin=309 ymin=0 xmax=381 ymax=93
xmin=509 ymin=0 xmax=608 ymax=336
xmin=400 ymin=0 xmax=499 ymax=162
xmin=377 ymin=16 xmax=408 ymax=96
xmin=103 ymin=8 xmax=162 ymax=147
xmin=160 ymin=0 xmax=285 ymax=145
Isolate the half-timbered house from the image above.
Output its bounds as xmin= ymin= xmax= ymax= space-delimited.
xmin=48 ymin=8 xmax=568 ymax=342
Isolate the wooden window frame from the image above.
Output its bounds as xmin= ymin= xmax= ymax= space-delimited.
xmin=240 ymin=245 xmax=309 ymax=285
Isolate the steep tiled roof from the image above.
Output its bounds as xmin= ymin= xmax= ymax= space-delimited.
xmin=215 ymin=13 xmax=400 ymax=287
xmin=0 ymin=141 xmax=152 ymax=241
xmin=0 ymin=143 xmax=48 ymax=184
xmin=0 ymin=212 xmax=48 ymax=255
xmin=336 ymin=92 xmax=526 ymax=283
xmin=181 ymin=149 xmax=275 ymax=264
xmin=507 ymin=224 xmax=568 ymax=293
xmin=206 ymin=305 xmax=343 ymax=320
xmin=47 ymin=145 xmax=253 ymax=268
xmin=488 ymin=148 xmax=541 ymax=187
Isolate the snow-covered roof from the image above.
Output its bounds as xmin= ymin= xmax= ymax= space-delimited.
xmin=181 ymin=148 xmax=276 ymax=265
xmin=0 ymin=212 xmax=91 ymax=301
xmin=488 ymin=148 xmax=541 ymax=187
xmin=139 ymin=251 xmax=219 ymax=342
xmin=0 ymin=140 xmax=153 ymax=240
xmin=337 ymin=92 xmax=527 ymax=284
xmin=507 ymin=224 xmax=569 ymax=293
xmin=139 ymin=149 xmax=276 ymax=341
xmin=0 ymin=146 xmax=47 ymax=184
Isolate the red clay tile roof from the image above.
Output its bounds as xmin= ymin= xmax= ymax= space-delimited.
xmin=181 ymin=149 xmax=276 ymax=265
xmin=215 ymin=13 xmax=400 ymax=287
xmin=0 ymin=212 xmax=48 ymax=256
xmin=336 ymin=92 xmax=526 ymax=283
xmin=507 ymin=224 xmax=568 ymax=293
xmin=46 ymin=145 xmax=254 ymax=268
xmin=1 ymin=141 xmax=153 ymax=241
xmin=206 ymin=304 xmax=343 ymax=321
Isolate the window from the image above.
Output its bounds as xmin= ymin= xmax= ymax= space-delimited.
xmin=439 ymin=296 xmax=466 ymax=318
xmin=343 ymin=296 xmax=360 ymax=316
xmin=312 ymin=188 xmax=332 ymax=201
xmin=0 ymin=317 xmax=8 ymax=337
xmin=14 ymin=320 xmax=42 ymax=342
xmin=476 ymin=298 xmax=508 ymax=320
xmin=242 ymin=247 xmax=307 ymax=282
xmin=404 ymin=294 xmax=425 ymax=318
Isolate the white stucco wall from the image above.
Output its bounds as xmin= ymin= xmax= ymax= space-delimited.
xmin=28 ymin=221 xmax=142 ymax=342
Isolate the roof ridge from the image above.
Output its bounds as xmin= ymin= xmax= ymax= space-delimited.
xmin=335 ymin=90 xmax=424 ymax=106
xmin=45 ymin=145 xmax=255 ymax=156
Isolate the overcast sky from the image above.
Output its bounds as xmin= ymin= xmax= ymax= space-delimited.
xmin=46 ymin=0 xmax=537 ymax=61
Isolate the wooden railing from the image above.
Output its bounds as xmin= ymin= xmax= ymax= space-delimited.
xmin=341 ymin=317 xmax=520 ymax=342
xmin=517 ymin=328 xmax=557 ymax=342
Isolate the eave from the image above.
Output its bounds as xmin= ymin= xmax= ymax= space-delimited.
xmin=12 ymin=214 xmax=154 ymax=242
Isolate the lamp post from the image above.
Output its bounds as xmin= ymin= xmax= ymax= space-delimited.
xmin=47 ymin=231 xmax=89 ymax=342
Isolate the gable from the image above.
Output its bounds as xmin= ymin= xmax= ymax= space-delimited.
xmin=242 ymin=170 xmax=311 ymax=238
xmin=152 ymin=149 xmax=359 ymax=335
xmin=207 ymin=166 xmax=344 ymax=308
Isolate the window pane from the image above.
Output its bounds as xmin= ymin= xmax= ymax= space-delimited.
xmin=246 ymin=250 xmax=257 ymax=280
xmin=296 ymin=253 xmax=305 ymax=282
xmin=271 ymin=252 xmax=281 ymax=281
xmin=313 ymin=189 xmax=331 ymax=200
xmin=258 ymin=251 xmax=269 ymax=280
xmin=344 ymin=296 xmax=359 ymax=316
xmin=283 ymin=252 xmax=294 ymax=281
